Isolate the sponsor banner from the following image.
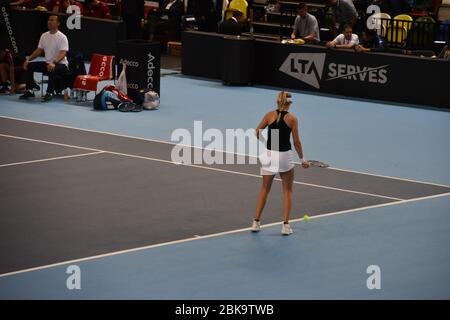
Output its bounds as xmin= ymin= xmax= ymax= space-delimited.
xmin=254 ymin=41 xmax=449 ymax=108
xmin=182 ymin=31 xmax=450 ymax=108
xmin=0 ymin=0 xmax=20 ymax=54
xmin=117 ymin=40 xmax=161 ymax=101
xmin=278 ymin=52 xmax=389 ymax=89
xmin=181 ymin=31 xmax=449 ymax=109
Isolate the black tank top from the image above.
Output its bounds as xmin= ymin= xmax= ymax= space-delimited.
xmin=267 ymin=110 xmax=292 ymax=152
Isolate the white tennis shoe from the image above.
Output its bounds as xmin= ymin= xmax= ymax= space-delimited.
xmin=251 ymin=220 xmax=261 ymax=232
xmin=281 ymin=223 xmax=293 ymax=235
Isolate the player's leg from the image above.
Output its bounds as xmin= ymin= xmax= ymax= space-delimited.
xmin=280 ymin=168 xmax=294 ymax=235
xmin=252 ymin=174 xmax=275 ymax=231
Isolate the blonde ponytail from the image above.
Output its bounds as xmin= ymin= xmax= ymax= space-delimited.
xmin=276 ymin=91 xmax=290 ymax=124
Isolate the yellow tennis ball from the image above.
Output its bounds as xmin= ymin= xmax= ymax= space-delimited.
xmin=303 ymin=214 xmax=310 ymax=221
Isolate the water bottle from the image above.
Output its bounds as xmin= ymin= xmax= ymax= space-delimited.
xmin=64 ymin=89 xmax=69 ymax=101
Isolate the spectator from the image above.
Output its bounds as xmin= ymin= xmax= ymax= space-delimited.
xmin=121 ymin=0 xmax=145 ymax=39
xmin=328 ymin=0 xmax=359 ymax=34
xmin=326 ymin=24 xmax=359 ymax=49
xmin=0 ymin=49 xmax=26 ymax=94
xmin=146 ymin=0 xmax=183 ymax=41
xmin=85 ymin=0 xmax=112 ymax=19
xmin=290 ymin=2 xmax=320 ymax=44
xmin=354 ymin=28 xmax=385 ymax=52
xmin=218 ymin=9 xmax=243 ymax=36
xmin=59 ymin=0 xmax=84 ymax=14
xmin=19 ymin=15 xmax=69 ymax=102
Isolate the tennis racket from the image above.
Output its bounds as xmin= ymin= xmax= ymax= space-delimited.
xmin=306 ymin=160 xmax=329 ymax=168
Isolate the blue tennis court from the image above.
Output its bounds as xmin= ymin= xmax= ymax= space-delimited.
xmin=0 ymin=71 xmax=449 ymax=299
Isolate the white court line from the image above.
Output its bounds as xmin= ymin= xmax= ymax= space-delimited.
xmin=0 ymin=133 xmax=403 ymax=201
xmin=0 ymin=152 xmax=104 ymax=168
xmin=0 ymin=133 xmax=101 ymax=152
xmin=328 ymin=166 xmax=450 ymax=189
xmin=1 ymin=191 xmax=448 ymax=279
xmin=1 ymin=115 xmax=449 ymax=189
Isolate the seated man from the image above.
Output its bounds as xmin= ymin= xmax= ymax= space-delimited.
xmin=290 ymin=2 xmax=320 ymax=44
xmin=84 ymin=0 xmax=112 ymax=19
xmin=326 ymin=25 xmax=359 ymax=49
xmin=354 ymin=29 xmax=385 ymax=53
xmin=218 ymin=10 xmax=243 ymax=36
xmin=0 ymin=49 xmax=26 ymax=94
xmin=146 ymin=0 xmax=183 ymax=41
xmin=20 ymin=15 xmax=69 ymax=102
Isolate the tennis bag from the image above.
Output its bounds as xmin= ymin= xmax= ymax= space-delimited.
xmin=93 ymin=85 xmax=133 ymax=111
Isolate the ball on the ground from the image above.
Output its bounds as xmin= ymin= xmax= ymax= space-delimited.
xmin=303 ymin=214 xmax=310 ymax=221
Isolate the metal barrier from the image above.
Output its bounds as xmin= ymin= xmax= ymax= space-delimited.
xmin=277 ymin=7 xmax=449 ymax=51
xmin=367 ymin=17 xmax=449 ymax=50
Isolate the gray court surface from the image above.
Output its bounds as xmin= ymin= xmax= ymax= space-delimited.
xmin=1 ymin=117 xmax=449 ymax=275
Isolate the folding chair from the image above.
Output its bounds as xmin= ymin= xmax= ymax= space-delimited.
xmin=73 ymin=54 xmax=115 ymax=102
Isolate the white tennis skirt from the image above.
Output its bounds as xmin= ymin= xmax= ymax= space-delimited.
xmin=259 ymin=149 xmax=295 ymax=175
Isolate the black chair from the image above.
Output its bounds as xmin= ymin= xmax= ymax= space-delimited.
xmin=53 ymin=51 xmax=86 ymax=97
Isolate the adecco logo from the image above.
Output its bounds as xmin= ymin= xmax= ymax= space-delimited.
xmin=1 ymin=7 xmax=19 ymax=54
xmin=98 ymin=56 xmax=108 ymax=77
xmin=279 ymin=53 xmax=389 ymax=89
xmin=147 ymin=52 xmax=155 ymax=89
xmin=119 ymin=58 xmax=139 ymax=68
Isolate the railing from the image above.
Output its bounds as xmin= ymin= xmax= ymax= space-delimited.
xmin=361 ymin=17 xmax=449 ymax=50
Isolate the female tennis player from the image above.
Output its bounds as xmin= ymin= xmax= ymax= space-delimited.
xmin=252 ymin=91 xmax=309 ymax=235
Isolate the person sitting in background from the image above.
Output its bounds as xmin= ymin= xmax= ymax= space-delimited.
xmin=326 ymin=24 xmax=359 ymax=49
xmin=290 ymin=3 xmax=320 ymax=44
xmin=59 ymin=0 xmax=84 ymax=14
xmin=354 ymin=29 xmax=385 ymax=53
xmin=146 ymin=0 xmax=183 ymax=41
xmin=19 ymin=15 xmax=69 ymax=102
xmin=328 ymin=0 xmax=359 ymax=35
xmin=218 ymin=10 xmax=243 ymax=36
xmin=85 ymin=0 xmax=112 ymax=19
xmin=0 ymin=49 xmax=26 ymax=94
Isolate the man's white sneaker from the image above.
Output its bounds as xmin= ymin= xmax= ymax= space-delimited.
xmin=251 ymin=220 xmax=261 ymax=232
xmin=281 ymin=223 xmax=293 ymax=235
